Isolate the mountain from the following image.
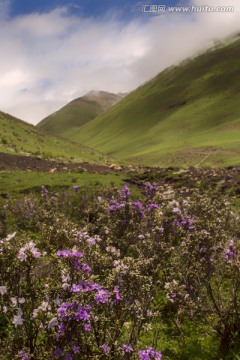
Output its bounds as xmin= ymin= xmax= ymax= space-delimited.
xmin=0 ymin=111 xmax=108 ymax=163
xmin=37 ymin=91 xmax=126 ymax=138
xmin=66 ymin=36 xmax=240 ymax=167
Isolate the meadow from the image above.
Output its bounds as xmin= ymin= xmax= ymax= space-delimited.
xmin=66 ymin=38 xmax=240 ymax=167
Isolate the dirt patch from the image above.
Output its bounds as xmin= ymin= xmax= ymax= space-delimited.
xmin=0 ymin=152 xmax=121 ymax=174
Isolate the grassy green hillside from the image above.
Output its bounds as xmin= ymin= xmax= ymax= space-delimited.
xmin=0 ymin=111 xmax=108 ymax=163
xmin=70 ymin=37 xmax=240 ymax=167
xmin=37 ymin=91 xmax=125 ymax=138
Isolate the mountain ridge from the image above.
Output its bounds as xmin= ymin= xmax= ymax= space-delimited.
xmin=37 ymin=90 xmax=126 ymax=138
xmin=63 ymin=36 xmax=240 ymax=167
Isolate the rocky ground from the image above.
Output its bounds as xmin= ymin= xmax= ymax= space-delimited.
xmin=0 ymin=152 xmax=123 ymax=174
xmin=1 ymin=151 xmax=240 ymax=198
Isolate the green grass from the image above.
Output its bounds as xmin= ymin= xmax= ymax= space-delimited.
xmin=0 ymin=170 xmax=126 ymax=194
xmin=37 ymin=91 xmax=124 ymax=138
xmin=0 ymin=111 xmax=111 ymax=163
xmin=67 ymin=36 xmax=240 ymax=167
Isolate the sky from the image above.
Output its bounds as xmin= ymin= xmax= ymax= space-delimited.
xmin=1 ymin=0 xmax=240 ymax=124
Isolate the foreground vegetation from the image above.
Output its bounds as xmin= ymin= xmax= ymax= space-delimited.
xmin=0 ymin=170 xmax=125 ymax=194
xmin=1 ymin=180 xmax=240 ymax=359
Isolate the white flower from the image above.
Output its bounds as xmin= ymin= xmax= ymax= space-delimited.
xmin=12 ymin=308 xmax=24 ymax=327
xmin=11 ymin=297 xmax=18 ymax=306
xmin=18 ymin=250 xmax=27 ymax=261
xmin=39 ymin=301 xmax=48 ymax=311
xmin=61 ymin=271 xmax=70 ymax=283
xmin=32 ymin=309 xmax=39 ymax=318
xmin=48 ymin=317 xmax=58 ymax=329
xmin=19 ymin=297 xmax=25 ymax=304
xmin=31 ymin=248 xmax=41 ymax=258
xmin=18 ymin=241 xmax=41 ymax=261
xmin=6 ymin=232 xmax=16 ymax=241
xmin=13 ymin=315 xmax=24 ymax=327
xmin=53 ymin=296 xmax=62 ymax=306
xmin=0 ymin=286 xmax=7 ymax=295
xmin=164 ymin=282 xmax=170 ymax=290
xmin=62 ymin=283 xmax=70 ymax=290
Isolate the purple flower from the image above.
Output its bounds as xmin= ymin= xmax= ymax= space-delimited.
xmin=41 ymin=186 xmax=48 ymax=200
xmin=109 ymin=199 xmax=125 ymax=212
xmin=71 ymin=284 xmax=83 ymax=293
xmin=132 ymin=201 xmax=143 ymax=211
xmin=172 ymin=219 xmax=180 ymax=227
xmin=122 ymin=344 xmax=133 ymax=353
xmin=18 ymin=351 xmax=30 ymax=360
xmin=95 ymin=289 xmax=110 ymax=304
xmin=155 ymin=351 xmax=162 ymax=360
xmin=57 ymin=250 xmax=83 ymax=258
xmin=73 ymin=185 xmax=80 ymax=191
xmin=85 ymin=281 xmax=100 ymax=292
xmin=139 ymin=346 xmax=162 ymax=360
xmin=53 ymin=348 xmax=63 ymax=357
xmin=145 ymin=182 xmax=157 ymax=197
xmin=81 ymin=263 xmax=92 ymax=274
xmin=120 ymin=184 xmax=131 ymax=199
xmin=147 ymin=204 xmax=159 ymax=211
xmin=72 ymin=345 xmax=80 ymax=354
xmin=139 ymin=351 xmax=151 ymax=360
xmin=101 ymin=344 xmax=110 ymax=354
xmin=58 ymin=322 xmax=65 ymax=334
xmin=84 ymin=323 xmax=91 ymax=332
xmin=113 ymin=285 xmax=122 ymax=303
xmin=57 ymin=302 xmax=74 ymax=317
xmin=75 ymin=306 xmax=91 ymax=321
xmin=65 ymin=354 xmax=72 ymax=360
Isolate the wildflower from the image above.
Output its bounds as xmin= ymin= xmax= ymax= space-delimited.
xmin=95 ymin=289 xmax=110 ymax=304
xmin=48 ymin=317 xmax=58 ymax=329
xmin=58 ymin=302 xmax=73 ymax=317
xmin=0 ymin=286 xmax=7 ymax=295
xmin=145 ymin=182 xmax=157 ymax=196
xmin=109 ymin=199 xmax=125 ymax=212
xmin=120 ymin=184 xmax=131 ymax=199
xmin=75 ymin=306 xmax=91 ymax=321
xmin=18 ymin=242 xmax=41 ymax=261
xmin=132 ymin=200 xmax=143 ymax=211
xmin=122 ymin=344 xmax=133 ymax=353
xmin=86 ymin=237 xmax=96 ymax=245
xmin=73 ymin=185 xmax=80 ymax=191
xmin=11 ymin=297 xmax=18 ymax=306
xmin=84 ymin=323 xmax=91 ymax=332
xmin=57 ymin=250 xmax=83 ymax=258
xmin=113 ymin=285 xmax=122 ymax=303
xmin=72 ymin=345 xmax=80 ymax=354
xmin=147 ymin=204 xmax=159 ymax=211
xmin=53 ymin=348 xmax=63 ymax=357
xmin=139 ymin=346 xmax=162 ymax=360
xmin=65 ymin=354 xmax=72 ymax=360
xmin=12 ymin=308 xmax=24 ymax=327
xmin=81 ymin=263 xmax=92 ymax=274
xmin=6 ymin=232 xmax=16 ymax=241
xmin=18 ymin=251 xmax=27 ymax=261
xmin=18 ymin=350 xmax=29 ymax=360
xmin=101 ymin=344 xmax=110 ymax=354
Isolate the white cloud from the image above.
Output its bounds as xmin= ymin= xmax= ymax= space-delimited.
xmin=0 ymin=1 xmax=240 ymax=124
